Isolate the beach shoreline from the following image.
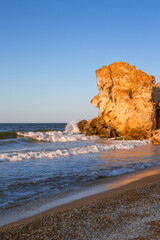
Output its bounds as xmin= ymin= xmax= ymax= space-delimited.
xmin=1 ymin=166 xmax=160 ymax=239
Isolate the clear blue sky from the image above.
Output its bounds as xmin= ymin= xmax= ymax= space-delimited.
xmin=0 ymin=0 xmax=160 ymax=123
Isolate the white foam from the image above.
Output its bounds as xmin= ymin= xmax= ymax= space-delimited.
xmin=17 ymin=121 xmax=93 ymax=142
xmin=0 ymin=140 xmax=149 ymax=162
xmin=64 ymin=121 xmax=80 ymax=133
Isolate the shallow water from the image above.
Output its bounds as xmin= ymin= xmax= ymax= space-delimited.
xmin=0 ymin=122 xmax=160 ymax=226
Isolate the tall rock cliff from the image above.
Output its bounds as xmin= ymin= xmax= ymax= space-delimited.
xmin=79 ymin=62 xmax=160 ymax=139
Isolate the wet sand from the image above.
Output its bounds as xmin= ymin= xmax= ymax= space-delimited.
xmin=0 ymin=169 xmax=160 ymax=239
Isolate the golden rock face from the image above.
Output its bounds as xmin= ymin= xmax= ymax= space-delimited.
xmin=91 ymin=62 xmax=159 ymax=139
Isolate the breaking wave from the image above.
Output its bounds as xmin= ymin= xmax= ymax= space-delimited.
xmin=64 ymin=121 xmax=79 ymax=133
xmin=0 ymin=140 xmax=149 ymax=162
xmin=16 ymin=121 xmax=97 ymax=142
xmin=0 ymin=122 xmax=79 ymax=141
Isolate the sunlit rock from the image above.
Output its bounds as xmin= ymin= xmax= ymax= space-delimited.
xmin=78 ymin=62 xmax=160 ymax=140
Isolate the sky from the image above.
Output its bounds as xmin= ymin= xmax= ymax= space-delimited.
xmin=0 ymin=0 xmax=160 ymax=123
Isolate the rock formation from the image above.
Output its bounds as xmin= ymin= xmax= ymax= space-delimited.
xmin=78 ymin=62 xmax=160 ymax=140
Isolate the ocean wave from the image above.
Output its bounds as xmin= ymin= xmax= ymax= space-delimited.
xmin=0 ymin=122 xmax=77 ymax=141
xmin=17 ymin=131 xmax=88 ymax=142
xmin=16 ymin=121 xmax=96 ymax=142
xmin=0 ymin=131 xmax=17 ymax=140
xmin=0 ymin=140 xmax=149 ymax=162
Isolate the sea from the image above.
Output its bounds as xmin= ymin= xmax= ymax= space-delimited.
xmin=0 ymin=122 xmax=160 ymax=226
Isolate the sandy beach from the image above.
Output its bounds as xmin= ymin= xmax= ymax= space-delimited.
xmin=0 ymin=168 xmax=160 ymax=240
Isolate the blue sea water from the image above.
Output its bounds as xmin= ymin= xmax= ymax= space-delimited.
xmin=0 ymin=122 xmax=160 ymax=226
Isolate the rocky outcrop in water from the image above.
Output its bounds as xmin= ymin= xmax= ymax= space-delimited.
xmin=78 ymin=62 xmax=160 ymax=140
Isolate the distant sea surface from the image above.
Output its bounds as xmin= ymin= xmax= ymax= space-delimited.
xmin=0 ymin=122 xmax=160 ymax=226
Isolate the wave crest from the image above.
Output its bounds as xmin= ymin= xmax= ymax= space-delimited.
xmin=0 ymin=140 xmax=149 ymax=162
xmin=17 ymin=122 xmax=89 ymax=142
